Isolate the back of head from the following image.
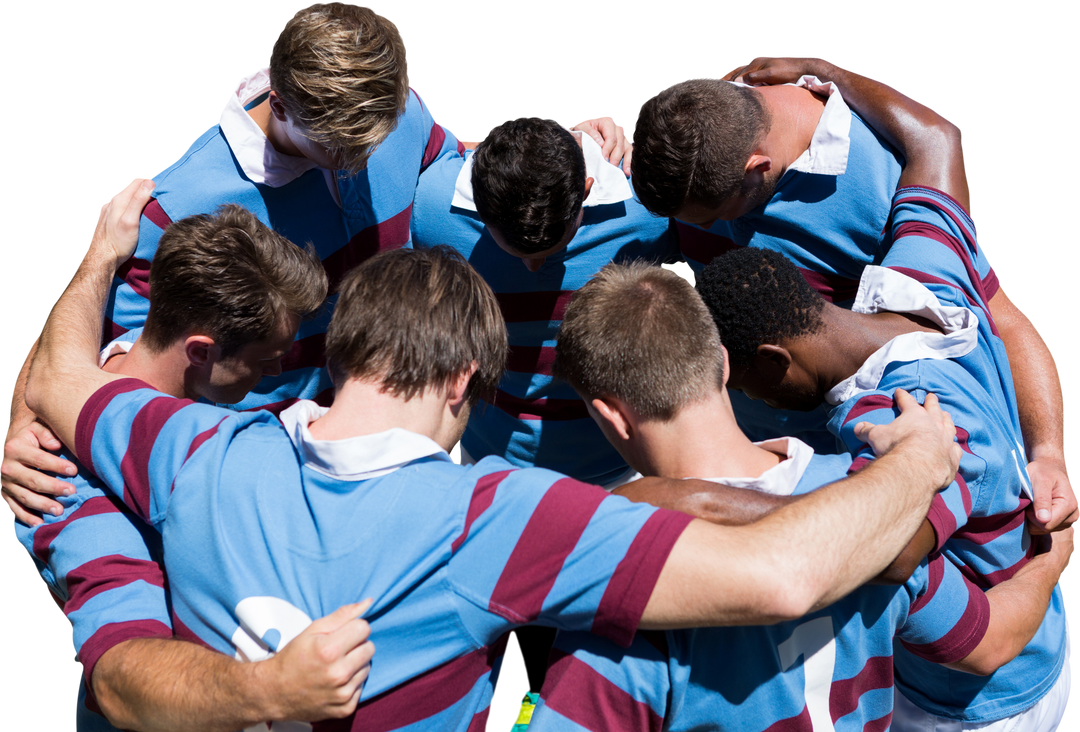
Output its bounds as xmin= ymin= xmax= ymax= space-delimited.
xmin=695 ymin=248 xmax=824 ymax=371
xmin=471 ymin=118 xmax=586 ymax=255
xmin=325 ymin=246 xmax=507 ymax=404
xmin=270 ymin=3 xmax=408 ymax=174
xmin=143 ymin=205 xmax=328 ymax=357
xmin=632 ymin=79 xmax=770 ymax=217
xmin=555 ymin=261 xmax=725 ymax=420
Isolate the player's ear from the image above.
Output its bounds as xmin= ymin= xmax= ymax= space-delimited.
xmin=591 ymin=396 xmax=634 ymax=442
xmin=753 ymin=344 xmax=792 ymax=380
xmin=268 ymin=91 xmax=289 ymax=123
xmin=447 ymin=363 xmax=478 ymax=414
xmin=582 ymin=176 xmax=594 ymax=202
xmin=720 ymin=344 xmax=731 ymax=387
xmin=184 ymin=336 xmax=221 ymax=369
xmin=743 ymin=154 xmax=772 ymax=193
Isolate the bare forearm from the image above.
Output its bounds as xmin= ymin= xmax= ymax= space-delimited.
xmin=8 ymin=341 xmax=37 ymax=435
xmin=94 ymin=638 xmax=281 ymax=732
xmin=24 ymin=249 xmax=115 ymax=450
xmin=990 ymin=289 xmax=1064 ymax=460
xmin=616 ymin=477 xmax=797 ymax=526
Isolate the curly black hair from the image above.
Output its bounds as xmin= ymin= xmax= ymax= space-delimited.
xmin=695 ymin=248 xmax=824 ymax=369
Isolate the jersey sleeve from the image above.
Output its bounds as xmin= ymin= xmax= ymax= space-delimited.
xmin=897 ymin=554 xmax=990 ymax=664
xmin=74 ymin=378 xmax=247 ymax=527
xmin=832 ymin=387 xmax=987 ymax=554
xmin=447 ymin=467 xmax=693 ymax=647
xmin=13 ymin=457 xmax=171 ymax=688
xmin=103 ymin=201 xmax=172 ymax=343
xmin=530 ymin=630 xmax=670 ymax=732
xmin=884 ymin=186 xmax=998 ymax=308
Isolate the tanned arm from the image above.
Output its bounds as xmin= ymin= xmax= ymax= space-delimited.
xmin=641 ymin=390 xmax=961 ymax=628
xmin=946 ymin=529 xmax=1073 ymax=675
xmin=615 ymin=477 xmax=799 ymax=526
xmin=95 ymin=603 xmax=375 ymax=732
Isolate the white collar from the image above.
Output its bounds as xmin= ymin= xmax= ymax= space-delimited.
xmin=99 ymin=338 xmax=134 ymax=368
xmin=278 ymin=400 xmax=453 ymax=480
xmin=731 ymin=75 xmax=851 ymax=176
xmin=697 ymin=437 xmax=815 ymax=496
xmin=826 ymin=266 xmax=980 ymax=405
xmin=218 ymin=69 xmax=321 ymax=188
xmin=451 ymin=130 xmax=633 ymax=211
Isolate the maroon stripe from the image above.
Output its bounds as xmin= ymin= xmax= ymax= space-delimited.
xmin=982 ymin=268 xmax=1000 ymax=301
xmin=490 ymin=390 xmax=589 ymax=421
xmin=953 ymin=503 xmax=1028 ymax=546
xmin=927 ymin=495 xmax=958 ymax=554
xmin=495 ymin=290 xmax=576 ymax=324
xmin=451 ymin=470 xmax=513 ymax=553
xmin=79 ymin=619 xmax=172 ymax=684
xmin=593 ymin=510 xmax=695 ymax=647
xmin=900 ymin=576 xmax=989 ymax=663
xmin=280 ymin=332 xmax=327 ymax=372
xmin=843 ymin=394 xmax=895 ymax=425
xmin=799 ymin=268 xmax=860 ymax=304
xmin=75 ymin=378 xmax=154 ymax=473
xmin=829 ymin=655 xmax=893 ymax=723
xmin=65 ymin=554 xmax=166 ymax=614
xmin=676 ymin=222 xmax=738 ymax=266
xmin=456 ymin=139 xmax=466 ymax=155
xmin=541 ymin=648 xmax=664 ymax=732
xmin=315 ymin=634 xmax=509 ymax=732
xmin=142 ymin=198 xmax=173 ymax=230
xmin=960 ymin=543 xmax=1036 ymax=590
xmin=171 ymin=613 xmax=217 ymax=652
xmin=464 ymin=708 xmax=490 ymax=732
xmin=32 ymin=495 xmax=124 ymax=562
xmin=184 ymin=419 xmax=227 ymax=462
xmin=489 ymin=478 xmax=607 ymax=623
xmin=955 ymin=472 xmax=972 ymax=517
xmin=422 ymin=122 xmax=448 ymax=169
xmin=102 ymin=317 xmax=130 ymax=347
xmin=886 ymin=266 xmax=998 ymax=336
xmin=506 ymin=345 xmax=558 ymax=376
xmin=954 ymin=426 xmax=974 ymax=456
xmin=116 ymin=257 xmax=152 ymax=300
xmin=864 ymin=712 xmax=893 ymax=732
xmin=119 ymin=396 xmax=194 ymax=519
xmin=322 ymin=205 xmax=412 ymax=290
xmin=909 ymin=554 xmax=944 ymax=614
xmin=848 ymin=456 xmax=872 ymax=474
xmin=895 ymin=188 xmax=977 ymax=243
xmin=763 ymin=705 xmax=812 ymax=732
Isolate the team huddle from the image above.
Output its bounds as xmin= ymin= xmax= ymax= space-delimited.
xmin=4 ymin=4 xmax=1075 ymax=732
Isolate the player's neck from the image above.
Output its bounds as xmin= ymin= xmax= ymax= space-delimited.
xmin=247 ymin=97 xmax=305 ymax=159
xmin=107 ymin=339 xmax=188 ymax=399
xmin=757 ymin=85 xmax=826 ymax=173
xmin=636 ymin=389 xmax=781 ymax=480
xmin=309 ymin=378 xmax=461 ymax=452
xmin=817 ymin=306 xmax=944 ymax=392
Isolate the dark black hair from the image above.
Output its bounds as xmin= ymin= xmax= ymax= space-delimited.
xmin=695 ymin=248 xmax=824 ymax=369
xmin=471 ymin=118 xmax=586 ymax=255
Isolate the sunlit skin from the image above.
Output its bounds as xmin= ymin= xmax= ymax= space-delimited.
xmin=249 ymin=90 xmax=351 ymax=171
xmin=205 ymin=311 xmax=301 ymax=404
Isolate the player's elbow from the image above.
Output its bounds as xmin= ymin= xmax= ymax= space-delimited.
xmin=944 ymin=647 xmax=1006 ymax=677
xmin=757 ymin=564 xmax=822 ymax=622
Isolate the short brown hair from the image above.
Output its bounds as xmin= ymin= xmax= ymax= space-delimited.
xmin=555 ymin=262 xmax=724 ymax=420
xmin=632 ymin=79 xmax=770 ymax=217
xmin=143 ymin=205 xmax=328 ymax=357
xmin=270 ymin=3 xmax=409 ymax=174
xmin=325 ymin=246 xmax=507 ymax=404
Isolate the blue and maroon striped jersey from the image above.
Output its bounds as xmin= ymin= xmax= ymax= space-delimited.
xmin=826 ymin=190 xmax=1065 ymax=721
xmin=531 ymin=454 xmax=990 ymax=732
xmin=105 ymin=73 xmax=460 ymax=414
xmin=74 ymin=379 xmax=693 ymax=730
xmin=411 ymin=142 xmax=679 ymax=482
xmin=14 ymin=450 xmax=170 ymax=732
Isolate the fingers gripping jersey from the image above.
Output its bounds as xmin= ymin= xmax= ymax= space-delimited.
xmin=824 ymin=189 xmax=1065 ymax=722
xmin=75 ymin=380 xmax=693 ymax=730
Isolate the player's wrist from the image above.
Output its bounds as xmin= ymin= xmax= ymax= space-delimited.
xmin=242 ymin=658 xmax=288 ymax=723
